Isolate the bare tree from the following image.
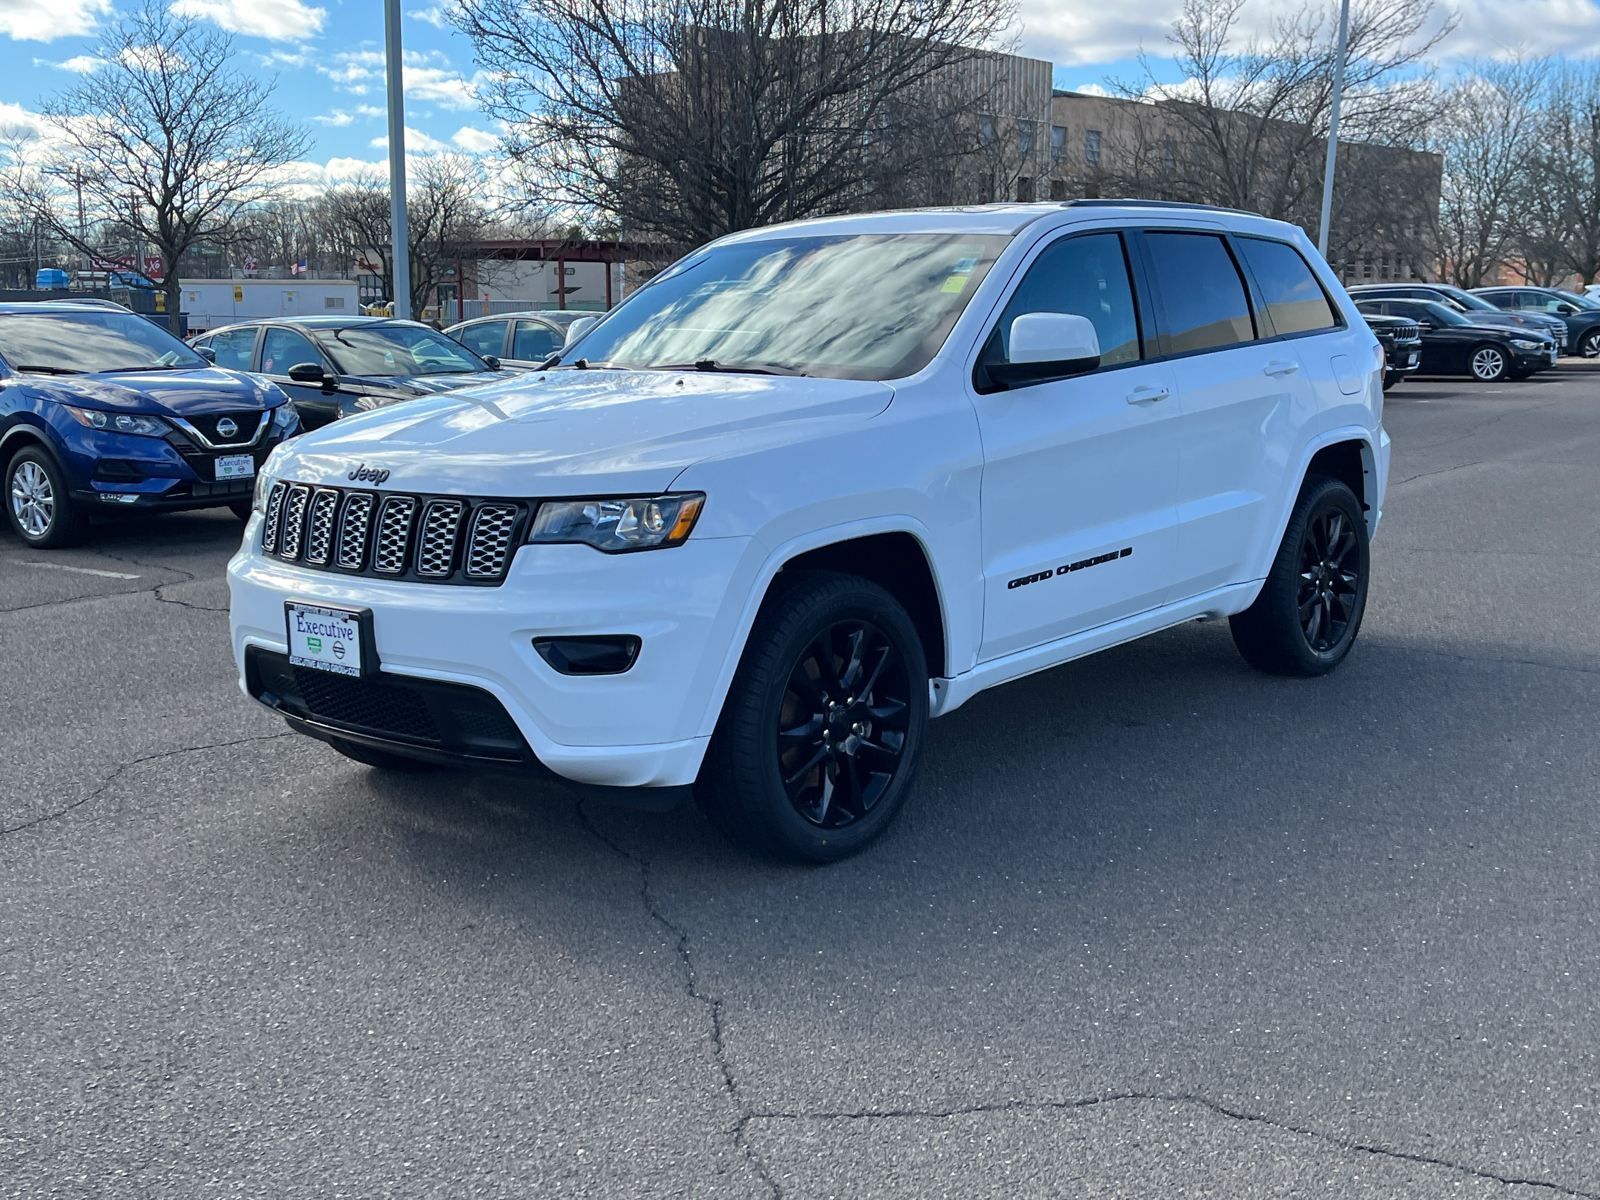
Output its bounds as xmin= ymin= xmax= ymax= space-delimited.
xmin=454 ymin=0 xmax=1016 ymax=247
xmin=14 ymin=0 xmax=307 ymax=326
xmin=1118 ymin=0 xmax=1448 ymax=254
xmin=1526 ymin=62 xmax=1600 ymax=285
xmin=318 ymin=158 xmax=489 ymax=314
xmin=1430 ymin=60 xmax=1550 ymax=288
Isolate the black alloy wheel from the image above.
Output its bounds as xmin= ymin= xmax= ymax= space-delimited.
xmin=777 ymin=618 xmax=913 ymax=830
xmin=1581 ymin=329 xmax=1600 ymax=359
xmin=1295 ymin=505 xmax=1361 ymax=654
xmin=697 ymin=570 xmax=928 ymax=862
xmin=1469 ymin=345 xmax=1508 ymax=381
xmin=1230 ymin=476 xmax=1369 ymax=677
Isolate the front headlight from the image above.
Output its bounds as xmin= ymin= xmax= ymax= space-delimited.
xmin=64 ymin=406 xmax=169 ymax=437
xmin=270 ymin=403 xmax=300 ymax=437
xmin=528 ymin=493 xmax=705 ymax=552
xmin=1511 ymin=338 xmax=1540 ymax=350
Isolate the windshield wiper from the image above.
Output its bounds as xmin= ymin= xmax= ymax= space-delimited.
xmin=99 ymin=364 xmax=192 ymax=373
xmin=12 ymin=364 xmax=85 ymax=375
xmin=659 ymin=360 xmax=808 ymax=377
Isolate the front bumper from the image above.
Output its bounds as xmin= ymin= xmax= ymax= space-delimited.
xmin=229 ymin=527 xmax=755 ymax=789
xmin=56 ymin=413 xmax=290 ymax=512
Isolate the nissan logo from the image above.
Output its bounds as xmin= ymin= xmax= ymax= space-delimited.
xmin=348 ymin=463 xmax=391 ymax=484
xmin=216 ymin=417 xmax=238 ymax=440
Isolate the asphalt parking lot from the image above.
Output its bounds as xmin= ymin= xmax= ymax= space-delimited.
xmin=3 ymin=363 xmax=1598 ymax=1199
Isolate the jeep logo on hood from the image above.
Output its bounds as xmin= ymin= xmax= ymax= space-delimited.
xmin=348 ymin=464 xmax=391 ymax=484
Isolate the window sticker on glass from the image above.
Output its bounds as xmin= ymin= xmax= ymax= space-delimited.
xmin=943 ymin=257 xmax=980 ymax=294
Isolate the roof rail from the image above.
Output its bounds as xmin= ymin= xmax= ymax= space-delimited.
xmin=1063 ymin=198 xmax=1258 ymax=217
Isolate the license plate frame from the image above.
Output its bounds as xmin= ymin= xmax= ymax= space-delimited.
xmin=285 ymin=602 xmax=377 ymax=677
xmin=216 ymin=453 xmax=255 ymax=480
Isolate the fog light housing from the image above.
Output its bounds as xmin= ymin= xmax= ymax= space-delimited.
xmin=533 ymin=635 xmax=642 ymax=676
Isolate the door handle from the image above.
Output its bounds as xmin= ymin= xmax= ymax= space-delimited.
xmin=1264 ymin=359 xmax=1300 ymax=376
xmin=1126 ymin=385 xmax=1170 ymax=405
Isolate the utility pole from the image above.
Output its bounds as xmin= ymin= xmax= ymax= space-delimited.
xmin=1317 ymin=0 xmax=1352 ymax=260
xmin=384 ymin=0 xmax=411 ymax=320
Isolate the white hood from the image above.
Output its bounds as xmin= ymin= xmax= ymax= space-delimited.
xmin=268 ymin=368 xmax=895 ymax=496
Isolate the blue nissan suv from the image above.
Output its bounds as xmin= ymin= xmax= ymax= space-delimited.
xmin=0 ymin=302 xmax=299 ymax=548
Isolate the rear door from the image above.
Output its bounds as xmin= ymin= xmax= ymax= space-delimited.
xmin=1387 ymin=301 xmax=1459 ymax=372
xmin=1140 ymin=229 xmax=1318 ymax=598
xmin=207 ymin=326 xmax=260 ymax=372
xmin=972 ymin=228 xmax=1182 ymax=662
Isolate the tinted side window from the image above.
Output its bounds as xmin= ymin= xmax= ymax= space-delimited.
xmin=512 ymin=320 xmax=562 ymax=362
xmin=209 ymin=327 xmax=257 ymax=371
xmin=454 ymin=320 xmax=506 ymax=359
xmin=1145 ymin=232 xmax=1254 ymax=353
xmin=1481 ymin=292 xmax=1514 ymax=309
xmin=260 ymin=328 xmax=322 ymax=375
xmin=1235 ymin=237 xmax=1338 ymax=335
xmin=981 ymin=231 xmax=1141 ymax=370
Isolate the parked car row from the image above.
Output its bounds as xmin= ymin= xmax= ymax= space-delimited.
xmin=1349 ymin=283 xmax=1564 ymax=384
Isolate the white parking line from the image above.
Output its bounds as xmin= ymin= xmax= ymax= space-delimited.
xmin=11 ymin=561 xmax=141 ymax=580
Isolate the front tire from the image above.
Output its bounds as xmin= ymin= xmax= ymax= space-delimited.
xmin=1469 ymin=344 xmax=1509 ymax=381
xmin=1580 ymin=330 xmax=1600 ymax=359
xmin=1230 ymin=476 xmax=1370 ymax=677
xmin=6 ymin=447 xmax=87 ymax=548
xmin=697 ymin=571 xmax=928 ymax=863
xmin=228 ymin=499 xmax=254 ymax=521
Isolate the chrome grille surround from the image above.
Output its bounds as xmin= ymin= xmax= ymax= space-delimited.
xmin=466 ymin=503 xmax=519 ymax=578
xmin=416 ymin=499 xmax=465 ymax=577
xmin=261 ymin=481 xmax=288 ymax=553
xmin=336 ymin=492 xmax=375 ymax=570
xmin=373 ymin=496 xmax=418 ymax=574
xmin=303 ymin=489 xmax=340 ymax=565
xmin=260 ymin=483 xmax=523 ymax=584
xmin=280 ymin=484 xmax=312 ymax=560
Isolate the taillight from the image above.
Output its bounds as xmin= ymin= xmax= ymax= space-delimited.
xmin=1373 ymin=343 xmax=1386 ymax=372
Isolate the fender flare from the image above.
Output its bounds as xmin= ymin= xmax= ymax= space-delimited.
xmin=691 ymin=514 xmax=950 ymax=741
xmin=0 ymin=417 xmax=72 ymax=478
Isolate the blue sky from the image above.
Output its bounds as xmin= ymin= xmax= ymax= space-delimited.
xmin=1 ymin=0 xmax=1595 ymax=186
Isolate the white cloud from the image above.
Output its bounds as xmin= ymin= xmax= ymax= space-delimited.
xmin=371 ymin=126 xmax=451 ymax=152
xmin=409 ymin=4 xmax=455 ymax=29
xmin=452 ymin=125 xmax=498 ymax=152
xmin=0 ymin=0 xmax=110 ymax=41
xmin=319 ymin=46 xmax=481 ymax=108
xmin=315 ymin=110 xmax=355 ymax=126
xmin=1014 ymin=0 xmax=1600 ymax=69
xmin=171 ymin=0 xmax=327 ymax=41
xmin=34 ymin=54 xmax=102 ymax=72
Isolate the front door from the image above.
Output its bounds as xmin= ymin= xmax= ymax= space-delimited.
xmin=260 ymin=325 xmax=341 ymax=429
xmin=973 ymin=229 xmax=1183 ymax=662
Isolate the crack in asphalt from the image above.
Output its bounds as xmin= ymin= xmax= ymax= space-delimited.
xmin=1391 ymin=459 xmax=1485 ymax=488
xmin=573 ymin=800 xmax=785 ymax=1200
xmin=742 ymin=1092 xmax=1599 ymax=1196
xmin=0 ymin=732 xmax=293 ymax=839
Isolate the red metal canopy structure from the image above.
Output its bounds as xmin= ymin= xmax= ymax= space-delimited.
xmin=464 ymin=239 xmax=650 ymax=313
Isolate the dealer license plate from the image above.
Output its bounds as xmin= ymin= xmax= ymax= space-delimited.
xmin=287 ymin=603 xmax=363 ymax=676
xmin=1407 ymin=353 xmax=1419 ymax=366
xmin=216 ymin=453 xmax=254 ymax=480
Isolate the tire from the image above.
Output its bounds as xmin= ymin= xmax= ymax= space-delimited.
xmin=228 ymin=499 xmax=254 ymax=521
xmin=1382 ymin=371 xmax=1401 ymax=391
xmin=324 ymin=735 xmax=436 ymax=773
xmin=696 ymin=570 xmax=929 ymax=863
xmin=1580 ymin=330 xmax=1600 ymax=359
xmin=1469 ymin=344 xmax=1509 ymax=381
xmin=5 ymin=446 xmax=88 ymax=548
xmin=1230 ymin=476 xmax=1370 ymax=678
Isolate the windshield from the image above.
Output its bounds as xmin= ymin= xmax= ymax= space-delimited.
xmin=0 ymin=311 xmax=204 ymax=374
xmin=1417 ymin=301 xmax=1470 ymax=326
xmin=325 ymin=323 xmax=491 ymax=376
xmin=561 ymin=233 xmax=1010 ymax=380
xmin=1436 ymin=286 xmax=1497 ymax=311
xmin=1554 ymin=289 xmax=1600 ymax=311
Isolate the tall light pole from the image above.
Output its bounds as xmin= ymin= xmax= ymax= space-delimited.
xmin=1317 ymin=0 xmax=1352 ymax=261
xmin=384 ymin=0 xmax=411 ymax=319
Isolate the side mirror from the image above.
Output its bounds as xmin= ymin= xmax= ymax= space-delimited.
xmin=989 ymin=312 xmax=1101 ymax=387
xmin=565 ymin=316 xmax=599 ymax=345
xmin=1558 ymin=303 xmax=1577 ymax=314
xmin=195 ymin=346 xmax=216 ymax=363
xmin=287 ymin=361 xmax=324 ymax=384
xmin=483 ymin=355 xmax=501 ymax=370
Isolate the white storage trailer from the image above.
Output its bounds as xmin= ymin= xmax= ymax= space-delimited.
xmin=180 ymin=279 xmax=360 ymax=334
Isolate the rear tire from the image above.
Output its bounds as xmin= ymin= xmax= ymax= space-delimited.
xmin=324 ymin=735 xmax=436 ymax=773
xmin=1230 ymin=476 xmax=1369 ymax=677
xmin=696 ymin=571 xmax=928 ymax=863
xmin=5 ymin=446 xmax=88 ymax=548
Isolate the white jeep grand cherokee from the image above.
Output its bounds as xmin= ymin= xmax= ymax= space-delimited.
xmin=230 ymin=201 xmax=1389 ymax=861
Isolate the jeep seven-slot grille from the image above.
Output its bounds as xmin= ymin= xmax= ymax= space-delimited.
xmin=259 ymin=481 xmax=526 ymax=585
